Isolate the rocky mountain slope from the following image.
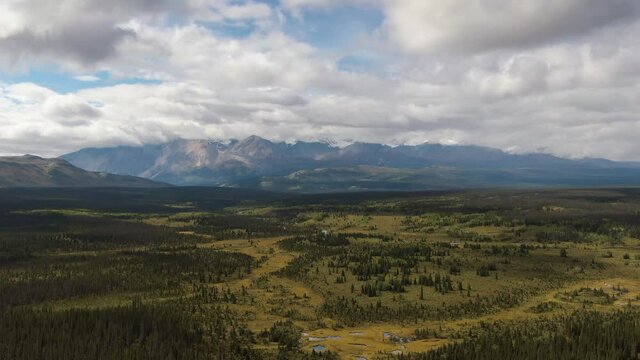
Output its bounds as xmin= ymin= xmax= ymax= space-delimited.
xmin=61 ymin=136 xmax=640 ymax=191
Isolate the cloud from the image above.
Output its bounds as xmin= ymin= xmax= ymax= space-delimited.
xmin=0 ymin=24 xmax=134 ymax=66
xmin=74 ymin=75 xmax=101 ymax=82
xmin=0 ymin=0 xmax=277 ymax=69
xmin=0 ymin=0 xmax=640 ymax=162
xmin=216 ymin=2 xmax=272 ymax=21
xmin=280 ymin=0 xmax=358 ymax=13
xmin=382 ymin=0 xmax=640 ymax=54
xmin=0 ymin=0 xmax=153 ymax=67
xmin=41 ymin=94 xmax=101 ymax=125
xmin=464 ymin=56 xmax=550 ymax=98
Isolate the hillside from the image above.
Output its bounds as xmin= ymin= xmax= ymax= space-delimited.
xmin=0 ymin=155 xmax=167 ymax=188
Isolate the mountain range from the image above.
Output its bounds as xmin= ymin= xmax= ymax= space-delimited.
xmin=59 ymin=136 xmax=640 ymax=192
xmin=0 ymin=155 xmax=165 ymax=188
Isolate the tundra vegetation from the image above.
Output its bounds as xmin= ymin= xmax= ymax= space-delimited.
xmin=0 ymin=187 xmax=639 ymax=359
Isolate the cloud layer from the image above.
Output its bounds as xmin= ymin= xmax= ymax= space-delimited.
xmin=383 ymin=0 xmax=640 ymax=54
xmin=0 ymin=0 xmax=639 ymax=161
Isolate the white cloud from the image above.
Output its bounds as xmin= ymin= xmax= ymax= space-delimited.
xmin=41 ymin=94 xmax=101 ymax=125
xmin=382 ymin=0 xmax=640 ymax=54
xmin=464 ymin=56 xmax=549 ymax=98
xmin=280 ymin=0 xmax=375 ymax=11
xmin=0 ymin=0 xmax=279 ymax=69
xmin=217 ymin=2 xmax=272 ymax=21
xmin=0 ymin=0 xmax=639 ymax=162
xmin=74 ymin=75 xmax=101 ymax=82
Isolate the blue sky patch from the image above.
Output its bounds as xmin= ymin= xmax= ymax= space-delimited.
xmin=0 ymin=67 xmax=161 ymax=93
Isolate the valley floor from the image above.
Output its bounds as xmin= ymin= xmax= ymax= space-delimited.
xmin=0 ymin=187 xmax=639 ymax=359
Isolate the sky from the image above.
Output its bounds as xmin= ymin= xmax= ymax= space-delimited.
xmin=1 ymin=0 xmax=639 ymax=160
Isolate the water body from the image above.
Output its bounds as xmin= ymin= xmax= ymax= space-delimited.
xmin=308 ymin=335 xmax=342 ymax=341
xmin=311 ymin=345 xmax=327 ymax=352
xmin=308 ymin=337 xmax=326 ymax=342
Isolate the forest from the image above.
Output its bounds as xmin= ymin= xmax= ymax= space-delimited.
xmin=0 ymin=187 xmax=638 ymax=359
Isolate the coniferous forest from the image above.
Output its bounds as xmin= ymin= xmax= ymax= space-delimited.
xmin=0 ymin=187 xmax=639 ymax=359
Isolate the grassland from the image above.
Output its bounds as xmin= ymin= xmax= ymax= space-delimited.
xmin=0 ymin=187 xmax=639 ymax=359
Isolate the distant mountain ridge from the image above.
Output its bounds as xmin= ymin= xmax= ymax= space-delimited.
xmin=0 ymin=155 xmax=166 ymax=188
xmin=61 ymin=136 xmax=640 ymax=192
